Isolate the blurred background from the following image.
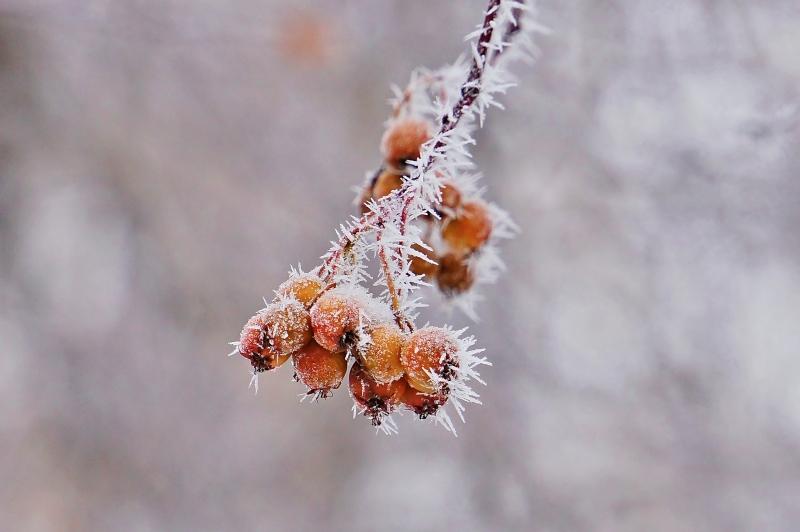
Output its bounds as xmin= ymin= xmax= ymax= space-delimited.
xmin=1 ymin=1 xmax=799 ymax=530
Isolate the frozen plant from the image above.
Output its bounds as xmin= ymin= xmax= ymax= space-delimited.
xmin=230 ymin=0 xmax=543 ymax=435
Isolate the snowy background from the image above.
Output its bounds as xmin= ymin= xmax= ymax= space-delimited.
xmin=2 ymin=1 xmax=799 ymax=531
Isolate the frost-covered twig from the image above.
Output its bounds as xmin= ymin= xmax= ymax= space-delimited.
xmin=321 ymin=0 xmax=530 ymax=306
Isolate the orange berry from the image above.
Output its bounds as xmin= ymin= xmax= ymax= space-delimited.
xmin=349 ymin=362 xmax=407 ymax=424
xmin=441 ymin=200 xmax=492 ymax=256
xmin=439 ymin=181 xmax=462 ymax=211
xmin=436 ymin=253 xmax=474 ymax=296
xmin=357 ymin=323 xmax=405 ymax=384
xmin=400 ymin=383 xmax=448 ymax=419
xmin=238 ymin=312 xmax=268 ymax=360
xmin=310 ymin=291 xmax=362 ymax=352
xmin=400 ymin=326 xmax=459 ymax=395
xmin=409 ymin=242 xmax=438 ymax=278
xmin=277 ymin=273 xmax=325 ymax=308
xmin=238 ymin=312 xmax=291 ymax=372
xmin=277 ymin=10 xmax=333 ymax=66
xmin=380 ymin=118 xmax=430 ymax=170
xmin=372 ymin=170 xmax=404 ymax=200
xmin=292 ymin=340 xmax=347 ymax=397
xmin=262 ymin=300 xmax=312 ymax=355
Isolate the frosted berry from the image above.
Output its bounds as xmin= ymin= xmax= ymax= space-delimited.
xmin=438 ymin=181 xmax=462 ymax=212
xmin=238 ymin=312 xmax=269 ymax=360
xmin=441 ymin=200 xmax=492 ymax=256
xmin=277 ymin=273 xmax=325 ymax=308
xmin=380 ymin=118 xmax=430 ymax=170
xmin=238 ymin=311 xmax=291 ymax=371
xmin=436 ymin=253 xmax=474 ymax=296
xmin=372 ymin=170 xmax=404 ymax=200
xmin=400 ymin=384 xmax=448 ymax=419
xmin=400 ymin=326 xmax=459 ymax=395
xmin=310 ymin=291 xmax=363 ymax=352
xmin=262 ymin=300 xmax=313 ymax=355
xmin=349 ymin=362 xmax=407 ymax=424
xmin=357 ymin=323 xmax=405 ymax=384
xmin=293 ymin=340 xmax=347 ymax=397
xmin=409 ymin=242 xmax=439 ymax=278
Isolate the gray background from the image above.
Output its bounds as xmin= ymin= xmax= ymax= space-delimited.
xmin=2 ymin=1 xmax=799 ymax=531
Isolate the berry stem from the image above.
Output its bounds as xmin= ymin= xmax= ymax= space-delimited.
xmin=377 ymin=228 xmax=409 ymax=331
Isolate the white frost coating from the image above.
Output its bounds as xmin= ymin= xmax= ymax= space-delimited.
xmin=350 ymin=400 xmax=400 ymax=436
xmin=426 ymin=327 xmax=490 ymax=436
xmin=249 ymin=370 xmax=259 ymax=395
xmin=328 ymin=284 xmax=394 ymax=325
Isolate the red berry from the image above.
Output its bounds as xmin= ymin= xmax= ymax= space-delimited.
xmin=441 ymin=200 xmax=492 ymax=256
xmin=277 ymin=273 xmax=325 ymax=308
xmin=400 ymin=326 xmax=460 ymax=395
xmin=380 ymin=118 xmax=430 ymax=170
xmin=292 ymin=340 xmax=347 ymax=397
xmin=237 ymin=312 xmax=291 ymax=372
xmin=436 ymin=253 xmax=474 ymax=296
xmin=438 ymin=181 xmax=462 ymax=212
xmin=372 ymin=170 xmax=404 ymax=200
xmin=310 ymin=291 xmax=363 ymax=352
xmin=238 ymin=312 xmax=268 ymax=359
xmin=357 ymin=323 xmax=405 ymax=384
xmin=349 ymin=362 xmax=407 ymax=424
xmin=262 ymin=300 xmax=312 ymax=355
xmin=399 ymin=383 xmax=448 ymax=418
xmin=409 ymin=242 xmax=439 ymax=278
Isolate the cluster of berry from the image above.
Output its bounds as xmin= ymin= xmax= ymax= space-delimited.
xmin=236 ymin=272 xmax=473 ymax=428
xmin=358 ymin=117 xmax=495 ymax=298
xmin=230 ymin=0 xmax=536 ymax=434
